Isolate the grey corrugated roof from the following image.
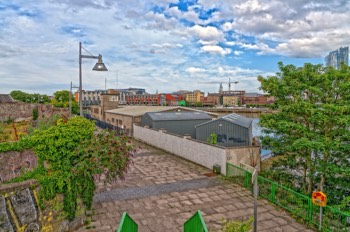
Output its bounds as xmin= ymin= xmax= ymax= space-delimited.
xmin=0 ymin=94 xmax=15 ymax=103
xmin=145 ymin=112 xmax=212 ymax=121
xmin=221 ymin=113 xmax=253 ymax=128
xmin=196 ymin=113 xmax=252 ymax=128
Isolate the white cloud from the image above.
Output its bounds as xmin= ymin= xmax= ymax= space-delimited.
xmin=201 ymin=45 xmax=232 ymax=56
xmin=189 ymin=25 xmax=223 ymax=42
xmin=186 ymin=67 xmax=206 ymax=73
xmin=234 ymin=50 xmax=243 ymax=56
xmin=222 ymin=22 xmax=234 ymax=32
xmin=199 ymin=40 xmax=217 ymax=46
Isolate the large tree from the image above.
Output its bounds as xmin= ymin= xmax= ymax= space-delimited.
xmin=52 ymin=90 xmax=78 ymax=114
xmin=258 ymin=62 xmax=350 ymax=206
xmin=10 ymin=90 xmax=50 ymax=103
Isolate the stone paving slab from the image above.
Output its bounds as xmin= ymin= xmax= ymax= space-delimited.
xmin=94 ymin=177 xmax=221 ymax=203
xmin=77 ymin=140 xmax=314 ymax=232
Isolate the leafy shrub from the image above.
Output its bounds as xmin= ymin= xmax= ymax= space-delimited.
xmin=1 ymin=115 xmax=135 ymax=221
xmin=32 ymin=108 xmax=38 ymax=120
xmin=221 ymin=217 xmax=253 ymax=232
xmin=207 ymin=133 xmax=217 ymax=144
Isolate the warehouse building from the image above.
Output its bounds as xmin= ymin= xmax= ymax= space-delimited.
xmin=195 ymin=113 xmax=253 ymax=147
xmin=141 ymin=112 xmax=212 ymax=138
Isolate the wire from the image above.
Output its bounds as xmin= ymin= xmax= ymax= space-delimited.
xmin=81 ymin=45 xmax=95 ymax=56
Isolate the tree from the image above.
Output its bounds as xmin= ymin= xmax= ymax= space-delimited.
xmin=10 ymin=90 xmax=50 ymax=103
xmin=258 ymin=62 xmax=350 ymax=206
xmin=194 ymin=101 xmax=203 ymax=107
xmin=52 ymin=90 xmax=77 ymax=111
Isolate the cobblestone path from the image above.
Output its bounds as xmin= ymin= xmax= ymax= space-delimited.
xmin=77 ymin=140 xmax=314 ymax=232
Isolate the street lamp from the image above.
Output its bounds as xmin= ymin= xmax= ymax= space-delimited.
xmin=79 ymin=42 xmax=108 ymax=116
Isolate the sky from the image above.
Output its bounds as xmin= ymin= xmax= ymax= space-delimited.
xmin=0 ymin=0 xmax=349 ymax=95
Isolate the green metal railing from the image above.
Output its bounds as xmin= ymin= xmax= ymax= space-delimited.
xmin=184 ymin=210 xmax=208 ymax=232
xmin=117 ymin=212 xmax=138 ymax=232
xmin=226 ymin=163 xmax=350 ymax=232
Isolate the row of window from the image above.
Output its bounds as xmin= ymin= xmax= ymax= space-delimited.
xmin=111 ymin=118 xmax=123 ymax=125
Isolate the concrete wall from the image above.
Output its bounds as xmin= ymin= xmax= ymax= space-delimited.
xmin=226 ymin=146 xmax=261 ymax=171
xmin=134 ymin=124 xmax=261 ymax=175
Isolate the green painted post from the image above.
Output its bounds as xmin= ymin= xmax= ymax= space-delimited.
xmin=308 ymin=198 xmax=313 ymax=223
xmin=244 ymin=171 xmax=249 ymax=188
xmin=270 ymin=182 xmax=276 ymax=203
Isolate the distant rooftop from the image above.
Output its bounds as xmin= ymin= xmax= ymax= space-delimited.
xmin=0 ymin=94 xmax=15 ymax=103
xmin=145 ymin=112 xmax=212 ymax=121
xmin=106 ymin=106 xmax=218 ymax=117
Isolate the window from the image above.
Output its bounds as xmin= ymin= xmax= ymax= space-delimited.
xmin=112 ymin=118 xmax=115 ymax=123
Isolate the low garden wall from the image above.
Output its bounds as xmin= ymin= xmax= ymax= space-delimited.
xmin=133 ymin=124 xmax=261 ymax=175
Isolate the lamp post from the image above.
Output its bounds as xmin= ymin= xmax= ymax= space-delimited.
xmin=79 ymin=42 xmax=108 ymax=116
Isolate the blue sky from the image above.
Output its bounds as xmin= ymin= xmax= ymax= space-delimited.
xmin=0 ymin=0 xmax=349 ymax=95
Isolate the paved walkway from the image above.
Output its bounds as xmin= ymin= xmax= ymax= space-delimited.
xmin=77 ymin=140 xmax=314 ymax=232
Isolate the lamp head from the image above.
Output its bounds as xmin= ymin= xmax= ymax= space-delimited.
xmin=92 ymin=55 xmax=108 ymax=71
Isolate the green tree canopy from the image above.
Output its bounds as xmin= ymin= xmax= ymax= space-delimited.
xmin=10 ymin=90 xmax=50 ymax=103
xmin=52 ymin=90 xmax=78 ymax=114
xmin=258 ymin=62 xmax=350 ymax=207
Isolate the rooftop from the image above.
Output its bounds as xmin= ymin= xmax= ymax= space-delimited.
xmin=106 ymin=106 xmax=218 ymax=117
xmin=145 ymin=112 xmax=212 ymax=121
xmin=0 ymin=94 xmax=15 ymax=103
xmin=196 ymin=113 xmax=253 ymax=128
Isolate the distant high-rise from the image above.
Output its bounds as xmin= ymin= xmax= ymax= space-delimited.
xmin=325 ymin=47 xmax=349 ymax=70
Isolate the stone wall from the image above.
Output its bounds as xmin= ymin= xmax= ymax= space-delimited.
xmin=0 ymin=103 xmax=69 ymax=122
xmin=0 ymin=150 xmax=38 ymax=183
xmin=0 ymin=181 xmax=84 ymax=232
xmin=133 ymin=124 xmax=261 ymax=175
xmin=0 ymin=150 xmax=85 ymax=231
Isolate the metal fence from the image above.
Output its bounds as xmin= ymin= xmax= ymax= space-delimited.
xmin=226 ymin=163 xmax=350 ymax=232
xmin=117 ymin=212 xmax=138 ymax=232
xmin=83 ymin=114 xmax=126 ymax=134
xmin=184 ymin=210 xmax=208 ymax=232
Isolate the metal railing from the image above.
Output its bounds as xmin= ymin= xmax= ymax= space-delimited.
xmin=226 ymin=163 xmax=350 ymax=232
xmin=117 ymin=212 xmax=138 ymax=232
xmin=83 ymin=114 xmax=126 ymax=134
xmin=184 ymin=210 xmax=208 ymax=232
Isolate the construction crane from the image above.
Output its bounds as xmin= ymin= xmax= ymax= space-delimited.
xmin=199 ymin=78 xmax=239 ymax=93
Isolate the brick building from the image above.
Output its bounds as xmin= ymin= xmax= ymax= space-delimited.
xmin=201 ymin=93 xmax=220 ymax=106
xmin=185 ymin=90 xmax=204 ymax=105
xmin=240 ymin=93 xmax=275 ymax=105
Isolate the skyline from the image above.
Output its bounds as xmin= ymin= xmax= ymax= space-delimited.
xmin=1 ymin=0 xmax=349 ymax=95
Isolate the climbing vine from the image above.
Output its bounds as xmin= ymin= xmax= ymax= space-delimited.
xmin=0 ymin=116 xmax=135 ymax=220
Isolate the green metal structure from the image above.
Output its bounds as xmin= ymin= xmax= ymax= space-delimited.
xmin=226 ymin=163 xmax=350 ymax=232
xmin=184 ymin=210 xmax=208 ymax=232
xmin=117 ymin=212 xmax=138 ymax=232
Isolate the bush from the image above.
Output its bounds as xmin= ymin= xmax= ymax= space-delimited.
xmin=32 ymin=108 xmax=38 ymax=120
xmin=221 ymin=217 xmax=253 ymax=232
xmin=2 ymin=116 xmax=135 ymax=221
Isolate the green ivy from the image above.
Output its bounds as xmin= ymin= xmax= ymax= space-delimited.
xmin=0 ymin=116 xmax=134 ymax=221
